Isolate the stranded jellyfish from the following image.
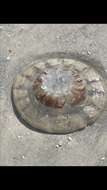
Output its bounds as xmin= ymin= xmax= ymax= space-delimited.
xmin=12 ymin=53 xmax=107 ymax=134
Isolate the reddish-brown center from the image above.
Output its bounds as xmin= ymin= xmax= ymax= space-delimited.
xmin=33 ymin=66 xmax=86 ymax=108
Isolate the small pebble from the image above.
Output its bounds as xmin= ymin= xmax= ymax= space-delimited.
xmin=87 ymin=50 xmax=91 ymax=55
xmin=7 ymin=33 xmax=11 ymax=38
xmin=17 ymin=135 xmax=23 ymax=139
xmin=17 ymin=135 xmax=21 ymax=139
xmin=6 ymin=56 xmax=10 ymax=60
xmin=101 ymin=157 xmax=105 ymax=160
xmin=56 ymin=141 xmax=62 ymax=148
xmin=22 ymin=155 xmax=25 ymax=159
xmin=19 ymin=26 xmax=25 ymax=32
xmin=56 ymin=35 xmax=61 ymax=39
xmin=58 ymin=142 xmax=62 ymax=147
xmin=68 ymin=136 xmax=72 ymax=141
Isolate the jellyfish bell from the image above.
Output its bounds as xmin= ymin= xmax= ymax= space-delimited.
xmin=12 ymin=54 xmax=107 ymax=134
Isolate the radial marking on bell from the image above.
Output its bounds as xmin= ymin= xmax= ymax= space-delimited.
xmin=85 ymin=69 xmax=101 ymax=82
xmin=46 ymin=59 xmax=61 ymax=66
xmin=88 ymin=89 xmax=105 ymax=96
xmin=72 ymin=61 xmax=88 ymax=71
xmin=61 ymin=59 xmax=75 ymax=66
xmin=34 ymin=62 xmax=46 ymax=69
xmin=92 ymin=94 xmax=105 ymax=109
xmin=12 ymin=55 xmax=107 ymax=134
xmin=13 ymin=88 xmax=27 ymax=96
xmin=21 ymin=74 xmax=34 ymax=81
xmin=83 ymin=105 xmax=98 ymax=119
xmin=14 ymin=94 xmax=28 ymax=102
xmin=14 ymin=85 xmax=25 ymax=90
xmin=90 ymin=81 xmax=104 ymax=92
xmin=33 ymin=66 xmax=43 ymax=73
xmin=21 ymin=101 xmax=31 ymax=111
xmin=14 ymin=75 xmax=25 ymax=88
